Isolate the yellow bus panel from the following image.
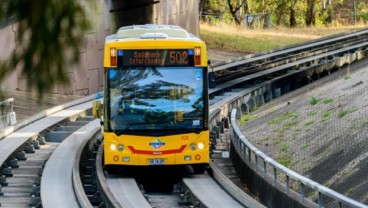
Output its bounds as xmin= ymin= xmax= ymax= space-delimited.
xmin=104 ymin=130 xmax=209 ymax=166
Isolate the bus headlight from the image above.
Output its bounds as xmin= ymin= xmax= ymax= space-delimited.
xmin=190 ymin=143 xmax=196 ymax=151
xmin=117 ymin=144 xmax=124 ymax=152
xmin=110 ymin=144 xmax=116 ymax=151
xmin=198 ymin=142 xmax=204 ymax=150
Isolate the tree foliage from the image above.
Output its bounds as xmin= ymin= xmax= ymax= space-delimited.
xmin=226 ymin=0 xmax=246 ymax=25
xmin=200 ymin=0 xmax=368 ymax=27
xmin=0 ymin=0 xmax=90 ymax=99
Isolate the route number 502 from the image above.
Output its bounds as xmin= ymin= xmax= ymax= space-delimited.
xmin=169 ymin=51 xmax=188 ymax=64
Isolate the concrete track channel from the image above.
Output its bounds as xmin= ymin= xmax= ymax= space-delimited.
xmin=0 ymin=97 xmax=261 ymax=207
xmin=211 ymin=28 xmax=368 ymax=86
xmin=0 ymin=29 xmax=367 ymax=207
xmin=0 ymin=96 xmax=96 ymax=207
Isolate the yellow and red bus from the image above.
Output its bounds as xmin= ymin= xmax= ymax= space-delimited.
xmin=93 ymin=24 xmax=209 ymax=173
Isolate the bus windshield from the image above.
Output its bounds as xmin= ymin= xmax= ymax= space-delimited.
xmin=107 ymin=66 xmax=205 ymax=135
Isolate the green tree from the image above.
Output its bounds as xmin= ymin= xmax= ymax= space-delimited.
xmin=226 ymin=0 xmax=247 ymax=25
xmin=0 ymin=0 xmax=90 ymax=99
xmin=203 ymin=0 xmax=366 ymax=26
xmin=306 ymin=0 xmax=316 ymax=26
xmin=289 ymin=0 xmax=298 ymax=27
xmin=200 ymin=0 xmax=230 ymax=23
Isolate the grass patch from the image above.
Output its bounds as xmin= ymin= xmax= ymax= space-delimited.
xmin=324 ymin=181 xmax=332 ymax=187
xmin=200 ymin=23 xmax=361 ymax=53
xmin=361 ymin=121 xmax=368 ymax=128
xmin=239 ymin=113 xmax=257 ymax=125
xmin=322 ymin=112 xmax=331 ymax=122
xmin=358 ymin=143 xmax=368 ymax=150
xmin=305 ymin=120 xmax=314 ymax=126
xmin=345 ymin=69 xmax=351 ymax=80
xmin=301 ymin=144 xmax=309 ymax=151
xmin=268 ymin=111 xmax=298 ymax=125
xmin=310 ymin=97 xmax=321 ymax=105
xmin=277 ymin=155 xmax=292 ymax=167
xmin=273 ymin=133 xmax=285 ymax=144
xmin=259 ymin=137 xmax=270 ymax=142
xmin=338 ymin=109 xmax=357 ymax=118
xmin=200 ymin=26 xmax=309 ymax=53
xmin=323 ymin=98 xmax=334 ymax=104
xmin=362 ymin=192 xmax=368 ymax=202
xmin=284 ymin=120 xmax=298 ymax=127
xmin=308 ymin=111 xmax=317 ymax=116
xmin=280 ymin=143 xmax=289 ymax=152
xmin=201 ymin=29 xmax=274 ymax=52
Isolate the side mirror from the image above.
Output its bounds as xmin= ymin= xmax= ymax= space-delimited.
xmin=208 ymin=72 xmax=216 ymax=89
xmin=92 ymin=100 xmax=102 ymax=118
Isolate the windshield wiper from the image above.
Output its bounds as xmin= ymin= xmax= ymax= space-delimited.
xmin=114 ymin=125 xmax=135 ymax=136
xmin=180 ymin=127 xmax=201 ymax=134
xmin=114 ymin=123 xmax=202 ymax=136
xmin=157 ymin=124 xmax=202 ymax=134
xmin=114 ymin=122 xmax=154 ymax=136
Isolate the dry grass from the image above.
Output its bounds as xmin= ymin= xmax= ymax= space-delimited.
xmin=200 ymin=22 xmax=367 ymax=53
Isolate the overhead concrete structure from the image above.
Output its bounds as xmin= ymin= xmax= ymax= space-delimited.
xmin=110 ymin=0 xmax=199 ymax=36
xmin=0 ymin=0 xmax=199 ymax=96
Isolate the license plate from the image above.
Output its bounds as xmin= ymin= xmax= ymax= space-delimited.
xmin=149 ymin=158 xmax=165 ymax=165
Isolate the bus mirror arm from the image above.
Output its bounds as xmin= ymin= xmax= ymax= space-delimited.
xmin=92 ymin=100 xmax=102 ymax=119
xmin=207 ymin=61 xmax=216 ymax=89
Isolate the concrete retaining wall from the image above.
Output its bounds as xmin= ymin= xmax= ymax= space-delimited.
xmin=0 ymin=0 xmax=111 ymax=96
xmin=0 ymin=0 xmax=199 ymax=96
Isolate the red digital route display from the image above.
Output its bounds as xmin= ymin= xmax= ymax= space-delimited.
xmin=118 ymin=49 xmax=194 ymax=67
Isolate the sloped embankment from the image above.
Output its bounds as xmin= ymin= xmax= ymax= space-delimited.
xmin=240 ymin=60 xmax=368 ymax=204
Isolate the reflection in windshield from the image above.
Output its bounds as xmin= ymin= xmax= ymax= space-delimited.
xmin=108 ymin=67 xmax=204 ymax=134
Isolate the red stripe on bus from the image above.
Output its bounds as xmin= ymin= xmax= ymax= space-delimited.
xmin=128 ymin=145 xmax=187 ymax=155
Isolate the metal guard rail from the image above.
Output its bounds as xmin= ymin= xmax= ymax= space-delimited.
xmin=0 ymin=98 xmax=14 ymax=114
xmin=0 ymin=98 xmax=15 ymax=128
xmin=230 ymin=108 xmax=368 ymax=208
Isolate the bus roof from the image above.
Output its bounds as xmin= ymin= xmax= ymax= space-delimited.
xmin=106 ymin=24 xmax=200 ymax=42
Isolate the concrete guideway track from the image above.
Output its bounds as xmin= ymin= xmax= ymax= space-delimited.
xmin=0 ymin=100 xmax=94 ymax=167
xmin=95 ymin=146 xmax=151 ymax=208
xmin=95 ymin=142 xmax=264 ymax=208
xmin=181 ymin=174 xmax=245 ymax=208
xmin=41 ymin=119 xmax=100 ymax=208
xmin=0 ymin=95 xmax=96 ymax=207
xmin=0 ymin=91 xmax=263 ymax=208
xmin=211 ymin=28 xmax=368 ymax=73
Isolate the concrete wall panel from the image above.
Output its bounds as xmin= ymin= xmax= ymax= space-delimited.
xmin=86 ymin=34 xmax=100 ymax=70
xmin=0 ymin=25 xmax=15 ymax=61
xmin=72 ymin=52 xmax=89 ymax=94
xmin=1 ymin=68 xmax=19 ymax=90
xmin=88 ymin=68 xmax=100 ymax=94
xmin=153 ymin=0 xmax=199 ymax=36
xmin=17 ymin=74 xmax=28 ymax=92
xmin=56 ymin=77 xmax=75 ymax=95
xmin=97 ymin=51 xmax=105 ymax=91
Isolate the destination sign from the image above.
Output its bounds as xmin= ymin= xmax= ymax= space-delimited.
xmin=117 ymin=49 xmax=194 ymax=67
